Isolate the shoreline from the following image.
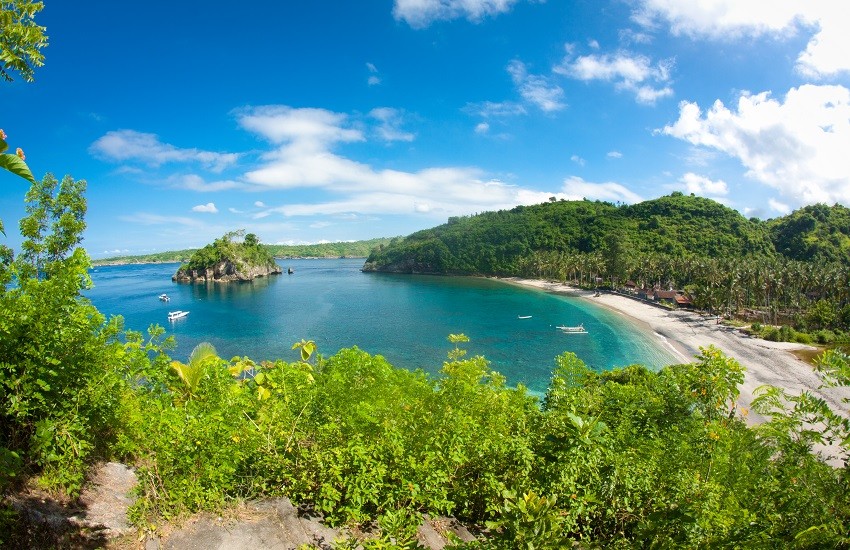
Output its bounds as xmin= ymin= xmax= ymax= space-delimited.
xmin=498 ymin=278 xmax=850 ymax=432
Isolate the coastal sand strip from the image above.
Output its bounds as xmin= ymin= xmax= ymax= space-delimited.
xmin=502 ymin=278 xmax=850 ymax=465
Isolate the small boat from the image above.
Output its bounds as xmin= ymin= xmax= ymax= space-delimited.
xmin=159 ymin=293 xmax=170 ymax=302
xmin=518 ymin=315 xmax=532 ymax=319
xmin=557 ymin=323 xmax=587 ymax=334
xmin=288 ymin=267 xmax=294 ymax=274
xmin=168 ymin=310 xmax=189 ymax=321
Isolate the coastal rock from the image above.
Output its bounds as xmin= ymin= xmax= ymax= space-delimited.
xmin=172 ymin=260 xmax=282 ymax=283
xmin=360 ymin=259 xmax=441 ymax=274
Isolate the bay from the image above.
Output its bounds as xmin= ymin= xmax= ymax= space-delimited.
xmin=86 ymin=258 xmax=681 ymax=395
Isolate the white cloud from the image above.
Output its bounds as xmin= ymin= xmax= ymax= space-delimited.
xmin=228 ymin=207 xmax=244 ymax=214
xmin=555 ymin=50 xmax=674 ymax=105
xmin=237 ymin=106 xmax=364 ymax=150
xmin=369 ymin=107 xmax=415 ymax=142
xmin=118 ymin=213 xmax=206 ymax=227
xmin=769 ymin=198 xmax=791 ymax=215
xmin=607 ymin=151 xmax=623 ymax=158
xmin=90 ymin=130 xmax=239 ymax=172
xmin=662 ymin=84 xmax=850 ymax=207
xmin=475 ymin=122 xmax=490 ymax=134
xmin=560 ymin=176 xmax=643 ymax=203
xmin=254 ymin=201 xmax=266 ymax=207
xmin=175 ymin=174 xmax=245 ymax=192
xmin=464 ymin=100 xmax=527 ymax=118
xmin=507 ymin=60 xmax=566 ymax=112
xmin=192 ymin=202 xmax=218 ymax=213
xmin=393 ymin=0 xmax=520 ymax=28
xmin=366 ymin=62 xmax=381 ymax=86
xmin=632 ymin=0 xmax=850 ymax=78
xmin=570 ymin=155 xmax=585 ymax=166
xmin=678 ymin=172 xmax=728 ymax=196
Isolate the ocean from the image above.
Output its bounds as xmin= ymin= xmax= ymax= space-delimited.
xmin=86 ymin=258 xmax=680 ymax=395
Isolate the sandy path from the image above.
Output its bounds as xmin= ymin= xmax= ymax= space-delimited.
xmin=500 ymin=278 xmax=850 ymax=432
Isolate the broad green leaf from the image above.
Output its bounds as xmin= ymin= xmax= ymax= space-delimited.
xmin=0 ymin=153 xmax=35 ymax=183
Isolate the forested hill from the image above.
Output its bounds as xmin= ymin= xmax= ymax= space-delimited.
xmin=768 ymin=203 xmax=850 ymax=264
xmin=362 ymin=193 xmax=849 ymax=275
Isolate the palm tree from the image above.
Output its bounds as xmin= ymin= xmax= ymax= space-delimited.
xmin=170 ymin=342 xmax=219 ymax=397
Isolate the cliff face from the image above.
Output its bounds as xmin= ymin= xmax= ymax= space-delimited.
xmin=172 ymin=260 xmax=282 ymax=283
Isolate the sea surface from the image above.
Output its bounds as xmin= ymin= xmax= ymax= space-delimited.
xmin=86 ymin=258 xmax=681 ymax=395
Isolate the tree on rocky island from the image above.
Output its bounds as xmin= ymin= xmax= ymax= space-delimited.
xmin=172 ymin=230 xmax=282 ymax=283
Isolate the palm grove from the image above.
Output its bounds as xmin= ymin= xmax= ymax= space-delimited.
xmin=3 ymin=3 xmax=850 ymax=548
xmin=365 ymin=195 xmax=850 ymax=344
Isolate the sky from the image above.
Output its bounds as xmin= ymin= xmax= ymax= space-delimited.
xmin=2 ymin=0 xmax=849 ymax=258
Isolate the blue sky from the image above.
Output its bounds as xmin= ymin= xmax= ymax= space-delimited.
xmin=2 ymin=1 xmax=849 ymax=257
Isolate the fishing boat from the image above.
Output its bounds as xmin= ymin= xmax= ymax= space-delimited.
xmin=518 ymin=315 xmax=532 ymax=319
xmin=168 ymin=310 xmax=189 ymax=321
xmin=158 ymin=293 xmax=170 ymax=302
xmin=556 ymin=323 xmax=587 ymax=334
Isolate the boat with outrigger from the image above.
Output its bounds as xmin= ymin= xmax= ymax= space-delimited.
xmin=168 ymin=310 xmax=189 ymax=321
xmin=556 ymin=323 xmax=587 ymax=334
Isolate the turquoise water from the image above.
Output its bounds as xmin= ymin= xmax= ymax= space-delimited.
xmin=86 ymin=258 xmax=680 ymax=394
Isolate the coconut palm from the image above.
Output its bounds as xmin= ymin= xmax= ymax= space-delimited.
xmin=170 ymin=342 xmax=219 ymax=397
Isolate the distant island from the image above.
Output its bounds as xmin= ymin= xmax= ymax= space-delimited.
xmin=92 ymin=237 xmax=395 ymax=266
xmin=172 ymin=231 xmax=282 ymax=283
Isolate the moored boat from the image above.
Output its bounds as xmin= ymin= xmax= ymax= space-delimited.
xmin=159 ymin=293 xmax=170 ymax=302
xmin=168 ymin=310 xmax=189 ymax=321
xmin=557 ymin=323 xmax=587 ymax=334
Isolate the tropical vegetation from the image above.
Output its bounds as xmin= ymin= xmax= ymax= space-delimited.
xmin=3 ymin=5 xmax=850 ymax=547
xmin=92 ymin=237 xmax=394 ymax=266
xmin=365 ymin=194 xmax=850 ymax=342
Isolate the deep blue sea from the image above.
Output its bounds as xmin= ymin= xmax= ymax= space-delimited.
xmin=86 ymin=258 xmax=680 ymax=395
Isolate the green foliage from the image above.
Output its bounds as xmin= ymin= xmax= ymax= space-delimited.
xmin=364 ymin=195 xmax=774 ymax=276
xmin=175 ymin=229 xmax=278 ymax=276
xmin=769 ymin=203 xmax=850 ymax=264
xmin=0 ymin=174 xmax=132 ymax=495
xmin=92 ymin=238 xmax=395 ymax=266
xmin=0 ymin=0 xmax=47 ymax=83
xmin=0 ymin=132 xmax=35 ymax=184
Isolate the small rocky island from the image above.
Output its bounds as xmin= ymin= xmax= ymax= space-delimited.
xmin=172 ymin=231 xmax=282 ymax=283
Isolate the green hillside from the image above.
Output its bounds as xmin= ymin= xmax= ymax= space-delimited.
xmin=364 ymin=193 xmax=775 ymax=275
xmin=92 ymin=237 xmax=394 ymax=266
xmin=768 ymin=203 xmax=850 ymax=264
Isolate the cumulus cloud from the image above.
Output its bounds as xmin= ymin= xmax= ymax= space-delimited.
xmin=769 ymin=198 xmax=791 ymax=215
xmin=90 ymin=130 xmax=239 ymax=172
xmin=475 ymin=122 xmax=490 ymax=134
xmin=507 ymin=60 xmax=566 ymax=112
xmin=192 ymin=202 xmax=218 ymax=213
xmin=662 ymin=84 xmax=850 ymax=207
xmin=393 ymin=0 xmax=520 ymax=28
xmin=560 ymin=176 xmax=643 ymax=203
xmin=234 ymin=105 xmax=571 ymax=219
xmin=678 ymin=172 xmax=728 ymax=197
xmin=369 ymin=107 xmax=415 ymax=142
xmin=555 ymin=50 xmax=674 ymax=105
xmin=607 ymin=151 xmax=623 ymax=159
xmin=632 ymin=0 xmax=850 ymax=78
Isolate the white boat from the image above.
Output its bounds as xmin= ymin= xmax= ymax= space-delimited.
xmin=168 ymin=310 xmax=189 ymax=321
xmin=557 ymin=323 xmax=587 ymax=334
xmin=518 ymin=315 xmax=532 ymax=319
xmin=159 ymin=293 xmax=170 ymax=302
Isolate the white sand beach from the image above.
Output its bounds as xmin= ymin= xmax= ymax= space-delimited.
xmin=501 ymin=278 xmax=850 ymax=460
